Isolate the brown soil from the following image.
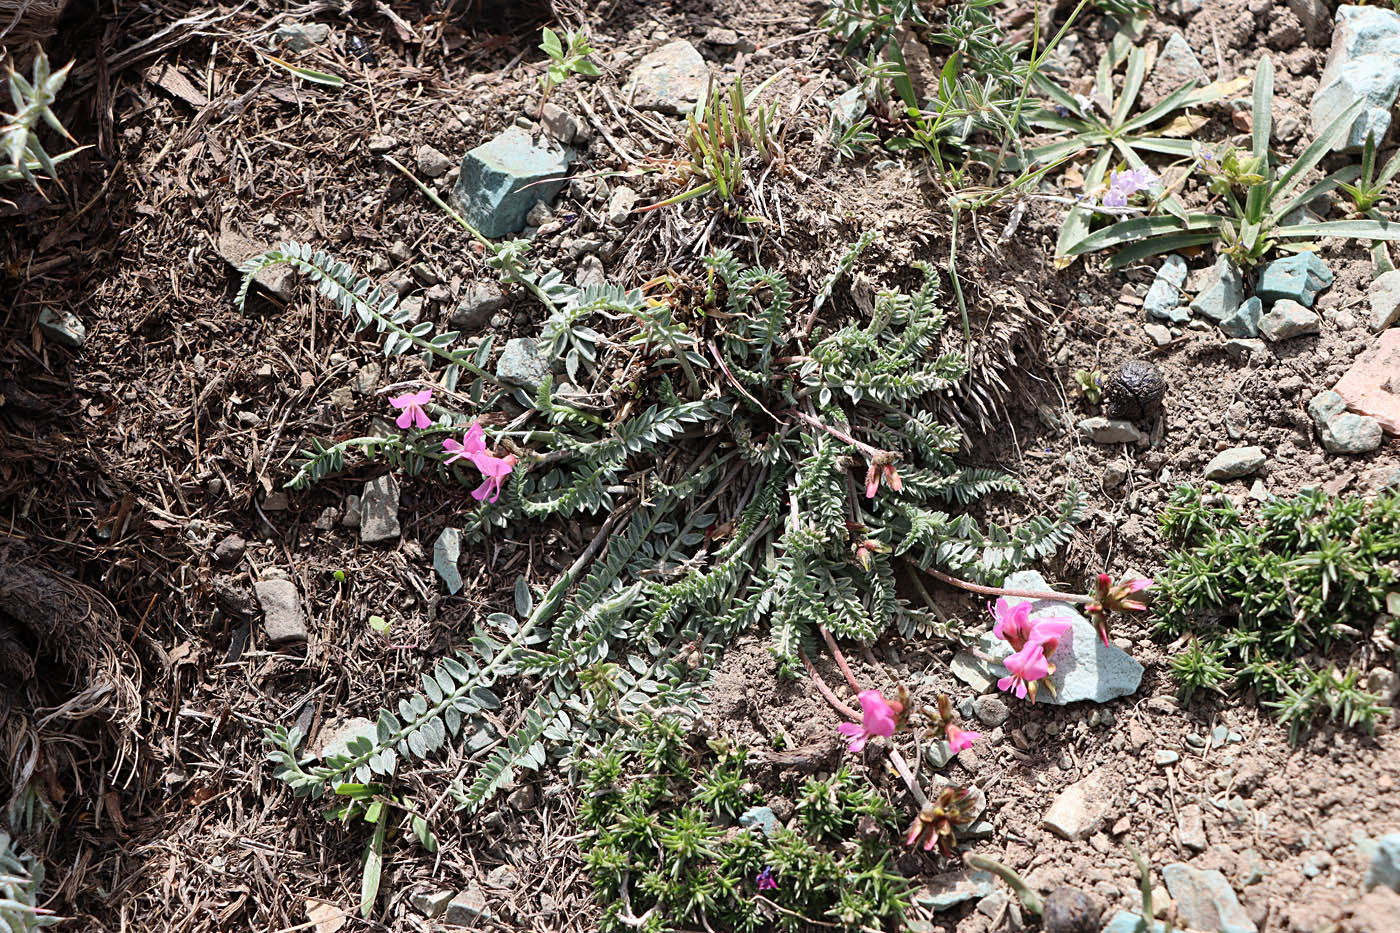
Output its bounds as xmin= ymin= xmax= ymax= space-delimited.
xmin=1 ymin=0 xmax=1397 ymax=930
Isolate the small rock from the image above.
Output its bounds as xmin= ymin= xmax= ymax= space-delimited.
xmin=359 ymin=473 xmax=401 ymax=543
xmin=1144 ymin=323 xmax=1172 ymax=346
xmin=354 ymin=361 xmax=381 ymax=394
xmin=313 ymin=506 xmax=338 ymax=531
xmin=450 ymin=281 xmax=508 ymax=331
xmin=213 ymin=534 xmax=246 ymax=568
xmin=1103 ymin=461 xmax=1129 ymax=488
xmin=217 ymin=225 xmax=296 ymax=302
xmin=1043 ymin=886 xmax=1102 ymax=933
xmin=575 ymin=253 xmax=605 ymax=289
xmin=1104 ymin=911 xmax=1170 ymax=933
xmin=1168 ymin=0 xmax=1203 ymax=16
xmin=37 ymin=308 xmax=87 ymax=348
xmin=1043 ymin=769 xmax=1115 ymax=841
xmin=434 ymin=527 xmax=463 ymax=594
xmin=444 ymin=882 xmax=490 ymax=926
xmin=367 ymin=134 xmax=398 ymax=154
xmin=1154 ymin=749 xmax=1180 ymax=765
xmin=254 ymin=578 xmax=307 ymax=643
xmin=1259 ymin=300 xmax=1322 ymax=341
xmin=627 ymin=40 xmax=710 ymax=115
xmin=973 ymin=695 xmax=1010 ymax=727
xmin=1219 ymin=296 xmax=1263 ymax=339
xmin=539 ymin=101 xmax=581 ymax=145
xmin=507 ymin=784 xmax=537 ymax=811
xmin=1203 ymin=446 xmax=1267 ymax=480
xmin=1367 ymin=666 xmax=1399 ymax=702
xmin=1190 ymin=256 xmax=1244 ymax=324
xmin=702 ymin=26 xmax=741 ymax=46
xmin=1308 ymin=389 xmax=1349 ymax=430
xmin=1320 ymin=412 xmax=1384 ymax=454
xmin=1077 ymin=417 xmax=1146 ymax=445
xmin=1334 ymin=328 xmax=1400 ymax=433
xmin=275 ymin=22 xmax=330 ymax=52
xmin=1224 ymin=338 xmax=1269 ymax=361
xmin=495 ymin=337 xmax=550 ymax=391
xmin=262 ymin=491 xmax=288 ymax=510
xmin=1288 ymin=0 xmax=1331 ymax=43
xmin=452 ymin=126 xmax=573 ymax=239
xmin=1162 ymin=862 xmax=1257 ymax=933
xmin=1309 ymin=5 xmax=1400 ymax=151
xmin=1149 ymin=33 xmax=1210 ymax=102
xmin=417 ymin=145 xmax=453 ymax=178
xmin=1180 ymin=803 xmax=1208 ymax=852
xmin=341 ymin=495 xmax=361 ymax=529
xmin=605 ymin=185 xmax=639 ymax=226
xmin=913 ymin=869 xmax=996 ymax=911
xmin=1368 ymin=269 xmax=1400 ymax=331
xmin=1366 ymin=832 xmax=1400 ymax=891
xmin=411 ymin=887 xmax=455 ymax=918
xmin=328 ymin=385 xmax=354 ymax=410
xmin=891 ymin=26 xmax=939 ymax=102
xmin=1225 ymin=400 xmax=1250 ymax=439
xmin=1144 ymin=255 xmax=1190 ymax=323
xmin=317 ymin=716 xmax=376 ymax=759
xmin=1256 ymin=253 xmax=1334 ymax=307
xmin=525 ymin=200 xmax=553 ymax=228
xmin=951 ymin=650 xmax=999 ymax=693
xmin=739 ymin=805 xmax=778 ymax=838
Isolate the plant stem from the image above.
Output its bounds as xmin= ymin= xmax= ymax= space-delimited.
xmin=785 ymin=408 xmax=884 ymax=458
xmin=920 ymin=566 xmax=1092 ymax=605
xmin=818 ymin=625 xmax=863 ymax=696
xmin=801 ymin=649 xmax=858 ymax=720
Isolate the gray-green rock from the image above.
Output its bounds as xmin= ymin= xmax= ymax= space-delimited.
xmin=495 ymin=337 xmax=550 ymax=391
xmin=1260 ymin=299 xmax=1322 ymax=341
xmin=1144 ymin=254 xmax=1190 ymax=323
xmin=951 ymin=650 xmax=998 ymax=693
xmin=1190 ymin=256 xmax=1244 ymax=323
xmin=739 ymin=805 xmax=778 ymax=838
xmin=1151 ymin=33 xmax=1209 ymax=93
xmin=434 ymin=528 xmax=463 ymax=594
xmin=1366 ymin=832 xmax=1400 ymax=891
xmin=1321 ymin=412 xmax=1384 ymax=453
xmin=1224 ymin=338 xmax=1269 ymax=361
xmin=1256 ymin=253 xmax=1334 ymax=307
xmin=37 ymin=308 xmax=87 ymax=348
xmin=1162 ymin=863 xmax=1257 ymax=933
xmin=1308 ymin=389 xmax=1349 ymax=430
xmin=452 ymin=126 xmax=573 ymax=239
xmin=1204 ymin=446 xmax=1267 ymax=480
xmin=275 ymin=22 xmax=330 ymax=52
xmin=913 ymin=869 xmax=995 ymax=911
xmin=1219 ymin=296 xmax=1263 ymax=338
xmin=627 ymin=40 xmax=709 ymax=115
xmin=1103 ymin=911 xmax=1170 ymax=933
xmin=411 ymin=887 xmax=455 ymax=918
xmin=1309 ymin=5 xmax=1400 ymax=152
xmin=1077 ymin=417 xmax=1146 ymax=444
xmin=1369 ymin=269 xmax=1400 ymax=331
xmin=359 ymin=473 xmax=401 ymax=543
xmin=254 ymin=578 xmax=307 ymax=643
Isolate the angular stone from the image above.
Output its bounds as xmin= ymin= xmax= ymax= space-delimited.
xmin=1255 ymin=253 xmax=1334 ymax=307
xmin=1148 ymin=33 xmax=1209 ymax=104
xmin=1154 ymin=749 xmax=1180 ymax=766
xmin=1162 ymin=863 xmax=1257 ymax=933
xmin=1321 ymin=413 xmax=1384 ymax=453
xmin=962 ymin=571 xmax=1144 ymax=706
xmin=444 ymin=882 xmax=490 ymax=926
xmin=702 ymin=26 xmax=741 ymax=46
xmin=892 ymin=26 xmax=939 ymax=103
xmin=1369 ymin=269 xmax=1400 ymax=331
xmin=605 ymin=185 xmax=639 ymax=226
xmin=254 ymin=578 xmax=307 ymax=643
xmin=1190 ymin=257 xmax=1244 ymax=323
xmin=434 ymin=527 xmax=463 ymax=594
xmin=37 ymin=308 xmax=87 ymax=348
xmin=1259 ymin=299 xmax=1321 ymax=341
xmin=1144 ymin=323 xmax=1172 ymax=346
xmin=452 ymin=126 xmax=573 ymax=239
xmin=739 ymin=805 xmax=778 ymax=838
xmin=1043 ymin=769 xmax=1115 ymax=841
xmin=1310 ymin=5 xmax=1400 ymax=151
xmin=275 ymin=22 xmax=329 ymax=52
xmin=341 ymin=494 xmax=361 ymax=528
xmin=627 ymin=40 xmax=709 ymax=115
xmin=1077 ymin=417 xmax=1146 ymax=445
xmin=1308 ymin=389 xmax=1349 ymax=430
xmin=217 ymin=225 xmax=296 ymax=301
xmin=1103 ymin=911 xmax=1170 ymax=933
xmin=1289 ymin=0 xmax=1331 ymax=43
xmin=913 ymin=869 xmax=996 ymax=911
xmin=495 ymin=337 xmax=550 ymax=391
xmin=1334 ymin=328 xmax=1400 ymax=433
xmin=1367 ymin=832 xmax=1400 ymax=891
xmin=1219 ymin=296 xmax=1263 ymax=338
xmin=359 ymin=473 xmax=401 ymax=543
xmin=450 ymin=280 xmax=508 ymax=331
xmin=1204 ymin=446 xmax=1267 ymax=480
xmin=318 ymin=716 xmax=375 ymax=759
xmin=539 ymin=102 xmax=582 ymax=145
xmin=410 ymin=887 xmax=455 ymax=918
xmin=1225 ymin=338 xmax=1269 ymax=361
xmin=575 ymin=254 xmax=605 ymax=290
xmin=1145 ymin=255 xmax=1190 ymax=323
xmin=973 ymin=695 xmax=1010 ymax=727
xmin=417 ymin=144 xmax=452 ymax=178
xmin=1180 ymin=803 xmax=1208 ymax=852
xmin=214 ymin=535 xmax=246 ymax=568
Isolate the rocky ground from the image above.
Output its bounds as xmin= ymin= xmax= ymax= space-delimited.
xmin=3 ymin=0 xmax=1400 ymax=931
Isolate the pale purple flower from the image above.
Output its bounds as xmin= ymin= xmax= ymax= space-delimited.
xmin=1103 ymin=167 xmax=1158 ymax=208
xmin=389 ymin=388 xmax=433 ymax=430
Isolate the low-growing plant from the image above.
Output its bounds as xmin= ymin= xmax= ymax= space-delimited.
xmin=1065 ymin=57 xmax=1400 ymax=267
xmin=0 ymin=832 xmax=56 ymax=929
xmin=1337 ymin=129 xmax=1400 ymax=218
xmin=579 ymin=713 xmax=910 ymax=932
xmin=2 ymin=47 xmax=82 ymax=190
xmin=1156 ymin=484 xmax=1399 ymax=738
xmin=538 ymin=26 xmax=599 ymax=112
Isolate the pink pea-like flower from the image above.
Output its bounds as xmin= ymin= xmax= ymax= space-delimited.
xmin=1028 ymin=618 xmax=1073 ymax=659
xmin=443 ymin=422 xmax=488 ymax=466
xmin=991 ymin=597 xmax=1034 ymax=651
xmin=469 ymin=451 xmax=517 ymax=503
xmin=837 ymin=689 xmax=898 ymax=753
xmin=945 ymin=722 xmax=980 ymax=753
xmin=998 ymin=644 xmax=1050 ymax=701
xmin=389 ymin=388 xmax=433 ymax=430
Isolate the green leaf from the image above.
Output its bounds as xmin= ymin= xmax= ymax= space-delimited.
xmin=1066 ymin=213 xmax=1223 ymax=256
xmin=1272 ymin=219 xmax=1400 ymax=241
xmin=1269 ymin=97 xmax=1364 ymax=208
xmin=360 ymin=818 xmax=386 ymax=917
xmin=1113 ymin=46 xmax=1148 ymax=128
xmin=264 ymin=54 xmax=345 ymax=88
xmin=540 ymin=26 xmax=563 ymax=58
xmin=1106 ymin=232 xmax=1222 ymax=268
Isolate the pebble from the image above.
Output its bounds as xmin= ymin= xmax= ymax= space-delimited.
xmin=444 ymin=883 xmax=490 ymax=925
xmin=341 ymin=494 xmax=361 ymax=529
xmin=452 ymin=126 xmax=573 ymax=239
xmin=1334 ymin=328 xmax=1400 ymax=434
xmin=495 ymin=337 xmax=550 ymax=391
xmin=1042 ymin=769 xmax=1114 ymax=841
xmin=605 ymin=185 xmax=639 ymax=226
xmin=274 ymin=22 xmax=330 ymax=52
xmin=1180 ymin=803 xmax=1208 ymax=852
xmin=575 ymin=253 xmax=605 ymax=289
xmin=1366 ymin=833 xmax=1400 ymax=891
xmin=354 ymin=361 xmax=381 ymax=394
xmin=37 ymin=308 xmax=87 ymax=348
xmin=1309 ymin=6 xmax=1400 ymax=151
xmin=1154 ymin=749 xmax=1180 ymax=766
xmin=1149 ymin=33 xmax=1210 ymax=102
xmin=1203 ymin=446 xmax=1266 ymax=480
xmin=1368 ymin=269 xmax=1400 ymax=331
xmin=434 ymin=527 xmax=463 ymax=595
xmin=367 ymin=134 xmax=398 ymax=154
xmin=506 ymin=783 xmax=537 ymax=811
xmin=1320 ymin=413 xmax=1384 ymax=454
xmin=213 ymin=535 xmax=246 ymax=568
xmin=312 ymin=506 xmax=338 ymax=530
xmin=1219 ymin=296 xmax=1263 ymax=339
xmin=540 ymin=102 xmax=582 ymax=145
xmin=1190 ymin=256 xmax=1244 ymax=323
xmin=1103 ymin=460 xmax=1129 ymax=488
xmin=1144 ymin=254 xmax=1190 ymax=323
xmin=317 ymin=716 xmax=375 ymax=759
xmin=1224 ymin=338 xmax=1269 ymax=361
xmin=254 ymin=578 xmax=307 ymax=643
xmin=1144 ymin=322 xmax=1173 ymax=346
xmin=913 ymin=869 xmax=996 ymax=911
xmin=359 ymin=473 xmax=402 ymax=543
xmin=973 ymin=695 xmax=1010 ymax=727
xmin=1077 ymin=417 xmax=1146 ymax=445
xmin=450 ymin=281 xmax=508 ymax=331
xmin=1104 ymin=911 xmax=1170 ymax=933
xmin=1162 ymin=863 xmax=1258 ymax=933
xmin=1043 ymin=886 xmax=1102 ymax=933
xmin=739 ymin=805 xmax=778 ymax=838
xmin=1259 ymin=299 xmax=1322 ymax=341
xmin=410 ymin=887 xmax=454 ymax=918
xmin=1256 ymin=253 xmax=1334 ymax=307
xmin=626 ymin=40 xmax=710 ymax=114
xmin=416 ymin=144 xmax=453 ymax=178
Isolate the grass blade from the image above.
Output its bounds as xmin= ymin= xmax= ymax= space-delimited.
xmin=1252 ymin=57 xmax=1273 ymax=162
xmin=1273 ymin=219 xmax=1400 ymax=241
xmin=1106 ymin=231 xmax=1222 ymax=268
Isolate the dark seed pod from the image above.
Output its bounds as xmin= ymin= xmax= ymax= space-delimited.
xmin=1042 ymin=886 xmax=1102 ymax=933
xmin=1102 ymin=359 xmax=1166 ymax=422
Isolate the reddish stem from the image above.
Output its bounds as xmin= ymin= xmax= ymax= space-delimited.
xmin=801 ymin=650 xmax=858 ymax=720
xmin=922 ymin=567 xmax=1093 ymax=605
xmin=818 ymin=625 xmax=863 ymax=696
xmin=785 ymin=408 xmax=884 ymax=459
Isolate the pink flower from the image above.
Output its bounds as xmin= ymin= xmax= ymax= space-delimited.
xmin=1088 ymin=574 xmax=1153 ymax=646
xmin=862 ymin=457 xmax=902 ymax=499
xmin=998 ymin=643 xmax=1050 ymax=702
xmin=442 ymin=422 xmax=487 ymax=465
xmin=991 ymin=597 xmax=1034 ymax=650
xmin=389 ymin=388 xmax=433 ymax=430
xmin=1028 ymin=618 xmax=1073 ymax=659
xmin=469 ymin=451 xmax=517 ymax=503
xmin=837 ymin=689 xmax=898 ymax=753
xmin=945 ymin=722 xmax=980 ymax=753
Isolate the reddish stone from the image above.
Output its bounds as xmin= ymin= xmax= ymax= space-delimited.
xmin=1333 ymin=329 xmax=1400 ymax=435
